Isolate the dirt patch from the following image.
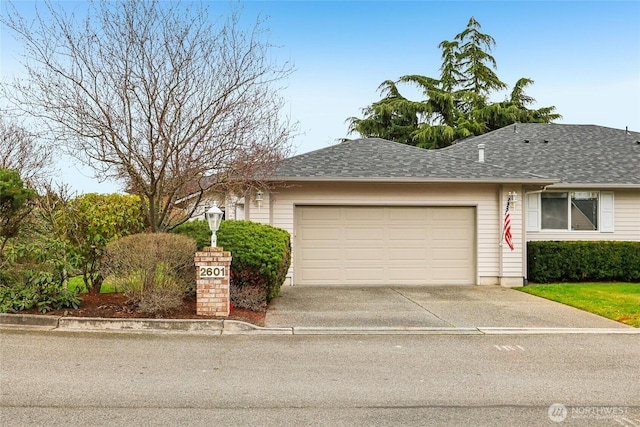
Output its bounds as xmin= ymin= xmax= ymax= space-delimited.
xmin=19 ymin=292 xmax=266 ymax=327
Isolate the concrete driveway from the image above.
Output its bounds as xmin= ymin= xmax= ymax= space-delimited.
xmin=265 ymin=285 xmax=632 ymax=329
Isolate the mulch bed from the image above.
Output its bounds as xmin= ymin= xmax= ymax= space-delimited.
xmin=18 ymin=292 xmax=266 ymax=327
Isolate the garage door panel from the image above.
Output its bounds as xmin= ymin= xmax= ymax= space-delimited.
xmin=301 ymin=228 xmax=342 ymax=241
xmin=388 ymin=227 xmax=428 ymax=240
xmin=388 ymin=208 xmax=428 ymax=221
xmin=431 ymin=208 xmax=470 ymax=220
xmin=295 ymin=206 xmax=475 ymax=286
xmin=388 ymin=248 xmax=427 ymax=261
xmin=345 ymin=248 xmax=384 ymax=260
xmin=345 ymin=268 xmax=384 ymax=281
xmin=301 ymin=207 xmax=341 ymax=221
xmin=432 ymin=249 xmax=471 ymax=261
xmin=431 ymin=227 xmax=468 ymax=239
xmin=346 ymin=228 xmax=384 ymax=240
xmin=389 ymin=268 xmax=428 ymax=281
xmin=301 ymin=248 xmax=341 ymax=261
xmin=432 ymin=241 xmax=468 ymax=251
xmin=345 ymin=208 xmax=384 ymax=221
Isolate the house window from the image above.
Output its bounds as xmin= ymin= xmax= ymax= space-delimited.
xmin=540 ymin=192 xmax=598 ymax=231
xmin=571 ymin=192 xmax=598 ymax=230
xmin=527 ymin=191 xmax=613 ymax=233
xmin=541 ymin=192 xmax=568 ymax=229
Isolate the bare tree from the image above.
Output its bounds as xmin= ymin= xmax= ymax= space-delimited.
xmin=0 ymin=116 xmax=54 ymax=185
xmin=2 ymin=0 xmax=294 ymax=231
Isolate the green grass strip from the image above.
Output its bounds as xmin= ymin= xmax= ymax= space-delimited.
xmin=67 ymin=276 xmax=118 ymax=294
xmin=518 ymin=283 xmax=640 ymax=327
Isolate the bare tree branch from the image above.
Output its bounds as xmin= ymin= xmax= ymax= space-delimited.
xmin=2 ymin=0 xmax=295 ymax=231
xmin=0 ymin=116 xmax=54 ymax=185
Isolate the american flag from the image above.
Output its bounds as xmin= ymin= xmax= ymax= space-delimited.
xmin=504 ymin=197 xmax=515 ymax=251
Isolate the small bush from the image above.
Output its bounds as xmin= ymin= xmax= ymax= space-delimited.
xmin=217 ymin=221 xmax=291 ymax=309
xmin=134 ymin=284 xmax=185 ymax=315
xmin=528 ymin=241 xmax=640 ymax=283
xmin=171 ymin=220 xmax=211 ymax=251
xmin=230 ymin=284 xmax=267 ymax=311
xmin=0 ymin=273 xmax=81 ymax=313
xmin=101 ymin=233 xmax=197 ymax=315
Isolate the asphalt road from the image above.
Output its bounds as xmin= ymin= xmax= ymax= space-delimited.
xmin=1 ymin=330 xmax=639 ymax=426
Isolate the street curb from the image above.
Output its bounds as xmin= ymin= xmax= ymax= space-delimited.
xmin=292 ymin=326 xmax=482 ymax=335
xmin=0 ymin=313 xmax=59 ymax=328
xmin=0 ymin=314 xmax=286 ymax=335
xmin=58 ymin=317 xmax=225 ymax=333
xmin=477 ymin=327 xmax=640 ymax=335
xmin=1 ymin=313 xmax=638 ymax=335
xmin=222 ymin=320 xmax=292 ymax=335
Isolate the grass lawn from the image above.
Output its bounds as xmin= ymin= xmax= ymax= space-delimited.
xmin=67 ymin=276 xmax=118 ymax=294
xmin=518 ymin=283 xmax=640 ymax=327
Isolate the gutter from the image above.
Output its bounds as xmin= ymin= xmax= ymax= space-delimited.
xmin=267 ymin=177 xmax=559 ymax=185
xmin=546 ymin=183 xmax=640 ymax=189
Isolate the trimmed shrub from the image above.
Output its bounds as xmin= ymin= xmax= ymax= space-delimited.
xmin=171 ymin=220 xmax=211 ymax=250
xmin=217 ymin=221 xmax=291 ymax=308
xmin=101 ymin=233 xmax=197 ymax=315
xmin=1 ymin=244 xmax=82 ymax=313
xmin=527 ymin=241 xmax=640 ymax=283
xmin=0 ymin=273 xmax=81 ymax=313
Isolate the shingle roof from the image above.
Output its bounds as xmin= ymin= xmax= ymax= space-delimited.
xmin=273 ymin=124 xmax=640 ymax=186
xmin=443 ymin=124 xmax=640 ymax=186
xmin=274 ymin=137 xmax=551 ymax=183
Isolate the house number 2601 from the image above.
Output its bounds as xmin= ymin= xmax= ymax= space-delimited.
xmin=199 ymin=266 xmax=226 ymax=278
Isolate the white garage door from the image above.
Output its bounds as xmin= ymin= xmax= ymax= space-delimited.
xmin=294 ymin=206 xmax=476 ymax=286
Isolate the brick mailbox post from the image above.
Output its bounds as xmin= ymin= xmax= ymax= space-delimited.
xmin=194 ymin=247 xmax=232 ymax=317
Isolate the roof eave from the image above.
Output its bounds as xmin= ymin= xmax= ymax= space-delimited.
xmin=267 ymin=176 xmax=558 ymax=185
xmin=547 ymin=183 xmax=640 ymax=189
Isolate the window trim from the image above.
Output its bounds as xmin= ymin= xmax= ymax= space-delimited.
xmin=526 ymin=190 xmax=614 ymax=233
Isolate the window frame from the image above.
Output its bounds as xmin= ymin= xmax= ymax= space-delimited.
xmin=526 ymin=190 xmax=615 ymax=233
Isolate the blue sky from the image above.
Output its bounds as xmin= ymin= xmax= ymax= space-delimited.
xmin=2 ymin=1 xmax=639 ymax=193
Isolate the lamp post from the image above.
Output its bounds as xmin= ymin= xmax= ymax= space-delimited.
xmin=205 ymin=201 xmax=223 ymax=248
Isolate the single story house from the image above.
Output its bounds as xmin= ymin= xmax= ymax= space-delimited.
xmin=224 ymin=123 xmax=640 ymax=287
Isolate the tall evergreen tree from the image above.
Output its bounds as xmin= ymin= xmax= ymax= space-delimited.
xmin=346 ymin=80 xmax=428 ymax=145
xmin=0 ymin=168 xmax=36 ymax=261
xmin=348 ymin=17 xmax=560 ymax=148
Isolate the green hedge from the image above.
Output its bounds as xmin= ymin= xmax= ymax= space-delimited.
xmin=218 ymin=221 xmax=291 ymax=305
xmin=171 ymin=220 xmax=211 ymax=251
xmin=527 ymin=241 xmax=640 ymax=283
xmin=173 ymin=220 xmax=292 ymax=307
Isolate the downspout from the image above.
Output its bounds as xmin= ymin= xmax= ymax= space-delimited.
xmin=269 ymin=190 xmax=274 ymax=226
xmin=245 ymin=191 xmax=252 ymax=221
xmin=520 ymin=185 xmax=527 ymax=286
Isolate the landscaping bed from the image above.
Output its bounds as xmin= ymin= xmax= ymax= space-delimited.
xmin=18 ymin=292 xmax=266 ymax=327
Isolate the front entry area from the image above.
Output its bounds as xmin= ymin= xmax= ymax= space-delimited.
xmin=294 ymin=206 xmax=476 ymax=286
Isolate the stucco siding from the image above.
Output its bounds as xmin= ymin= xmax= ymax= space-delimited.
xmin=254 ymin=182 xmax=511 ymax=285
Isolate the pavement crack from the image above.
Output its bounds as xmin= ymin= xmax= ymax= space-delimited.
xmin=391 ymin=288 xmax=456 ymax=327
